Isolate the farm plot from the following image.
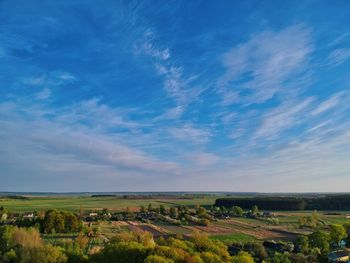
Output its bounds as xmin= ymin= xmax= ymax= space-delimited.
xmin=153 ymin=222 xmax=193 ymax=236
xmin=218 ymin=219 xmax=298 ymax=240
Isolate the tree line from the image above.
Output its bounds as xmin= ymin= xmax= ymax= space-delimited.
xmin=215 ymin=195 xmax=350 ymax=210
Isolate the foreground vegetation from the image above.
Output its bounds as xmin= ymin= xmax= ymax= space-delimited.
xmin=1 ymin=193 xmax=350 ymax=262
xmin=1 ymin=220 xmax=350 ymax=263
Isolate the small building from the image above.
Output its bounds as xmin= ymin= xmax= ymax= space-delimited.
xmin=89 ymin=212 xmax=98 ymax=217
xmin=22 ymin=213 xmax=34 ymax=219
xmin=328 ymin=249 xmax=350 ymax=262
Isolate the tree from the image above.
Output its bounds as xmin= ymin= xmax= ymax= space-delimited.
xmin=343 ymin=222 xmax=350 ymax=244
xmin=169 ymin=207 xmax=178 ymax=219
xmin=294 ymin=235 xmax=309 ymax=253
xmin=232 ymin=251 xmax=255 ymax=263
xmin=200 ymin=251 xmax=222 ymax=263
xmin=271 ymin=252 xmax=291 ymax=263
xmin=11 ymin=227 xmax=42 ymax=248
xmin=329 ymin=224 xmax=347 ymax=247
xmin=145 ymin=255 xmax=174 ymax=263
xmin=196 ymin=207 xmax=207 ymax=217
xmin=90 ymin=241 xmax=148 ymax=263
xmin=64 ymin=213 xmax=80 ymax=233
xmin=19 ymin=244 xmax=67 ymax=263
xmin=308 ymin=231 xmax=330 ymax=255
xmin=251 ymin=205 xmax=259 ymax=215
xmin=140 ymin=206 xmax=146 ymax=213
xmin=199 ymin=219 xmax=210 ymax=226
xmin=160 ymin=205 xmax=166 ymax=216
xmin=232 ymin=206 xmax=244 ymax=217
xmin=0 ymin=226 xmax=15 ymax=254
xmin=244 ymin=242 xmax=267 ymax=262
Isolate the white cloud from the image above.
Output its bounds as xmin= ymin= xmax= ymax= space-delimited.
xmin=255 ymin=97 xmax=314 ymax=139
xmin=328 ymin=48 xmax=350 ymax=66
xmin=219 ymin=25 xmax=312 ymax=104
xmin=36 ymin=88 xmax=51 ymax=100
xmin=221 ymin=112 xmax=237 ymax=125
xmin=168 ymin=123 xmax=212 ymax=144
xmin=311 ymin=92 xmax=342 ymax=115
xmin=0 ymin=99 xmax=180 ymax=178
xmin=135 ymin=30 xmax=203 ymax=118
xmin=154 ymin=105 xmax=186 ymax=121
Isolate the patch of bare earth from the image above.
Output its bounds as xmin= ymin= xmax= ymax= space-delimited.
xmin=224 ymin=220 xmax=297 ymax=240
xmin=185 ymin=225 xmax=233 ymax=234
xmin=126 ymin=221 xmax=168 ymax=237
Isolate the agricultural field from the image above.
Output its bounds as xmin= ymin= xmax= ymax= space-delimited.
xmin=1 ymin=194 xmax=350 ymax=246
xmin=0 ymin=194 xmax=221 ymax=213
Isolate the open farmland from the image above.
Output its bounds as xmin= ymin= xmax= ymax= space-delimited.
xmin=0 ymin=194 xmax=221 ymax=213
xmin=2 ymin=194 xmax=350 ymax=248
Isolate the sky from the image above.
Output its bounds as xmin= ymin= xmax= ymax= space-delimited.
xmin=1 ymin=0 xmax=350 ymax=192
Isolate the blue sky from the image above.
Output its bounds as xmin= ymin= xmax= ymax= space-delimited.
xmin=1 ymin=0 xmax=350 ymax=192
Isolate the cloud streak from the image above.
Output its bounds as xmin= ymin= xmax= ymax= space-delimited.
xmin=219 ymin=25 xmax=312 ymax=104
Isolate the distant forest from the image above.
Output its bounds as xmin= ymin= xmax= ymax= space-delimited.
xmin=215 ymin=195 xmax=350 ymax=210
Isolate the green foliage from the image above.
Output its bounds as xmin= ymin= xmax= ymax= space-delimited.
xmin=18 ymin=244 xmax=67 ymax=263
xmin=271 ymin=252 xmax=291 ymax=263
xmin=298 ymin=211 xmax=321 ymax=228
xmin=231 ymin=206 xmax=244 ymax=217
xmin=308 ymin=230 xmax=330 ymax=255
xmin=199 ymin=251 xmax=221 ymax=263
xmin=251 ymin=205 xmax=259 ymax=215
xmin=243 ymin=242 xmax=267 ymax=262
xmin=90 ymin=241 xmax=149 ymax=263
xmin=159 ymin=205 xmax=166 ymax=216
xmin=0 ymin=226 xmax=68 ymax=263
xmin=42 ymin=210 xmax=81 ymax=234
xmin=0 ymin=226 xmax=15 ymax=254
xmin=140 ymin=206 xmax=146 ymax=213
xmin=169 ymin=207 xmax=177 ymax=219
xmin=329 ymin=224 xmax=347 ymax=246
xmin=196 ymin=207 xmax=207 ymax=218
xmin=294 ymin=235 xmax=309 ymax=253
xmin=343 ymin=222 xmax=350 ymax=243
xmin=199 ymin=219 xmax=210 ymax=226
xmin=232 ymin=251 xmax=255 ymax=263
xmin=144 ymin=255 xmax=174 ymax=263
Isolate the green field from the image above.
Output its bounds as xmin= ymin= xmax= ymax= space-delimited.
xmin=0 ymin=195 xmax=221 ymax=213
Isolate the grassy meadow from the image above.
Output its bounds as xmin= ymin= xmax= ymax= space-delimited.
xmin=0 ymin=195 xmax=221 ymax=213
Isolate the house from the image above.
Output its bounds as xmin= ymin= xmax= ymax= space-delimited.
xmin=22 ymin=213 xmax=34 ymax=220
xmin=328 ymin=249 xmax=350 ymax=262
xmin=89 ymin=212 xmax=98 ymax=217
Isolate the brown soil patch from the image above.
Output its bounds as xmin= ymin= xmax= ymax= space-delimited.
xmin=186 ymin=225 xmax=233 ymax=234
xmin=223 ymin=220 xmax=297 ymax=240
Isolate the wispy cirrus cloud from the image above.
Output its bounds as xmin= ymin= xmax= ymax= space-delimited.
xmin=0 ymin=98 xmax=180 ymax=179
xmin=35 ymin=88 xmax=51 ymax=100
xmin=254 ymin=98 xmax=314 ymax=139
xmin=168 ymin=123 xmax=212 ymax=144
xmin=218 ymin=25 xmax=312 ymax=104
xmin=134 ymin=30 xmax=203 ymax=119
xmin=328 ymin=48 xmax=350 ymax=66
xmin=311 ymin=92 xmax=343 ymax=115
